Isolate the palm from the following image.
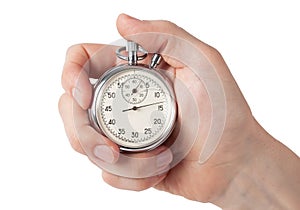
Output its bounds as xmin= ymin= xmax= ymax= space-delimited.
xmin=155 ymin=62 xmax=253 ymax=202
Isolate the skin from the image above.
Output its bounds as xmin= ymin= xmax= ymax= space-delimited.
xmin=59 ymin=14 xmax=300 ymax=209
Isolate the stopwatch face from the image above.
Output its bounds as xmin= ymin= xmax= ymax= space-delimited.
xmin=90 ymin=65 xmax=177 ymax=152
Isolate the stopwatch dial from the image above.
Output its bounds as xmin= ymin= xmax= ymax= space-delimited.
xmin=95 ymin=67 xmax=176 ymax=151
xmin=121 ymin=77 xmax=148 ymax=104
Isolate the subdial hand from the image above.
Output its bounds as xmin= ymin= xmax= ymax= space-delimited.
xmin=122 ymin=101 xmax=164 ymax=112
xmin=131 ymin=80 xmax=142 ymax=95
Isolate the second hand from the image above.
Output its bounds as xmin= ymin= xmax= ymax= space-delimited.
xmin=122 ymin=101 xmax=164 ymax=112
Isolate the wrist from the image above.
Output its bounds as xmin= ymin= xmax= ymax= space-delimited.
xmin=213 ymin=120 xmax=300 ymax=210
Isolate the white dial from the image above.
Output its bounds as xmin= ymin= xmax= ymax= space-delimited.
xmin=90 ymin=65 xmax=176 ymax=152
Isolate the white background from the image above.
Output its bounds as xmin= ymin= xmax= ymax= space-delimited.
xmin=0 ymin=1 xmax=299 ymax=210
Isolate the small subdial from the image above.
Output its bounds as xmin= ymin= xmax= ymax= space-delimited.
xmin=121 ymin=77 xmax=148 ymax=104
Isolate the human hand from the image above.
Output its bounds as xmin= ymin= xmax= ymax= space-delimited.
xmin=107 ymin=14 xmax=255 ymax=200
xmin=59 ymin=14 xmax=299 ymax=209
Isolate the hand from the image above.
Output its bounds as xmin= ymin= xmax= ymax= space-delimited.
xmin=59 ymin=13 xmax=253 ymax=200
xmin=59 ymin=14 xmax=300 ymax=209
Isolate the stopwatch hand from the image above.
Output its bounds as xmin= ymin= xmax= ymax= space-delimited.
xmin=122 ymin=101 xmax=164 ymax=112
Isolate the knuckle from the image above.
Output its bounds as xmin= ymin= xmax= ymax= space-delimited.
xmin=61 ymin=63 xmax=78 ymax=90
xmin=68 ymin=133 xmax=84 ymax=154
xmin=58 ymin=93 xmax=70 ymax=120
xmin=58 ymin=93 xmax=85 ymax=154
xmin=102 ymin=172 xmax=151 ymax=192
xmin=102 ymin=172 xmax=119 ymax=188
xmin=205 ymin=45 xmax=224 ymax=60
xmin=66 ymin=44 xmax=82 ymax=57
xmin=211 ymin=47 xmax=223 ymax=59
xmin=134 ymin=181 xmax=152 ymax=191
xmin=156 ymin=20 xmax=179 ymax=31
xmin=58 ymin=94 xmax=66 ymax=116
xmin=159 ymin=20 xmax=176 ymax=27
xmin=65 ymin=121 xmax=85 ymax=154
xmin=62 ymin=44 xmax=89 ymax=91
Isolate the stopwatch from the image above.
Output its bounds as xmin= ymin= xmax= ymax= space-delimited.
xmin=89 ymin=41 xmax=177 ymax=152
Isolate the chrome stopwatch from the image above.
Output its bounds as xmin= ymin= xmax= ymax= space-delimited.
xmin=89 ymin=41 xmax=177 ymax=152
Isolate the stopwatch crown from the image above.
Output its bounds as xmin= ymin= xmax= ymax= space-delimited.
xmin=116 ymin=41 xmax=148 ymax=65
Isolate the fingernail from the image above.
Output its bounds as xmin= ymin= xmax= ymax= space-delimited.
xmin=72 ymin=87 xmax=84 ymax=108
xmin=156 ymin=150 xmax=173 ymax=168
xmin=94 ymin=145 xmax=115 ymax=164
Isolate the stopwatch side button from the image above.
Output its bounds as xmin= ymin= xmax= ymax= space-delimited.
xmin=150 ymin=53 xmax=162 ymax=68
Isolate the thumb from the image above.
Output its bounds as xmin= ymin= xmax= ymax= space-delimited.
xmin=116 ymin=14 xmax=209 ymax=55
xmin=116 ymin=14 xmax=187 ymax=38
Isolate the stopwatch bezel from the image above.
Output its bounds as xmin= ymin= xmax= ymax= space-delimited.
xmin=89 ymin=64 xmax=177 ymax=152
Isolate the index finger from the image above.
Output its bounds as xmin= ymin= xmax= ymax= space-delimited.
xmin=61 ymin=43 xmax=119 ymax=109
